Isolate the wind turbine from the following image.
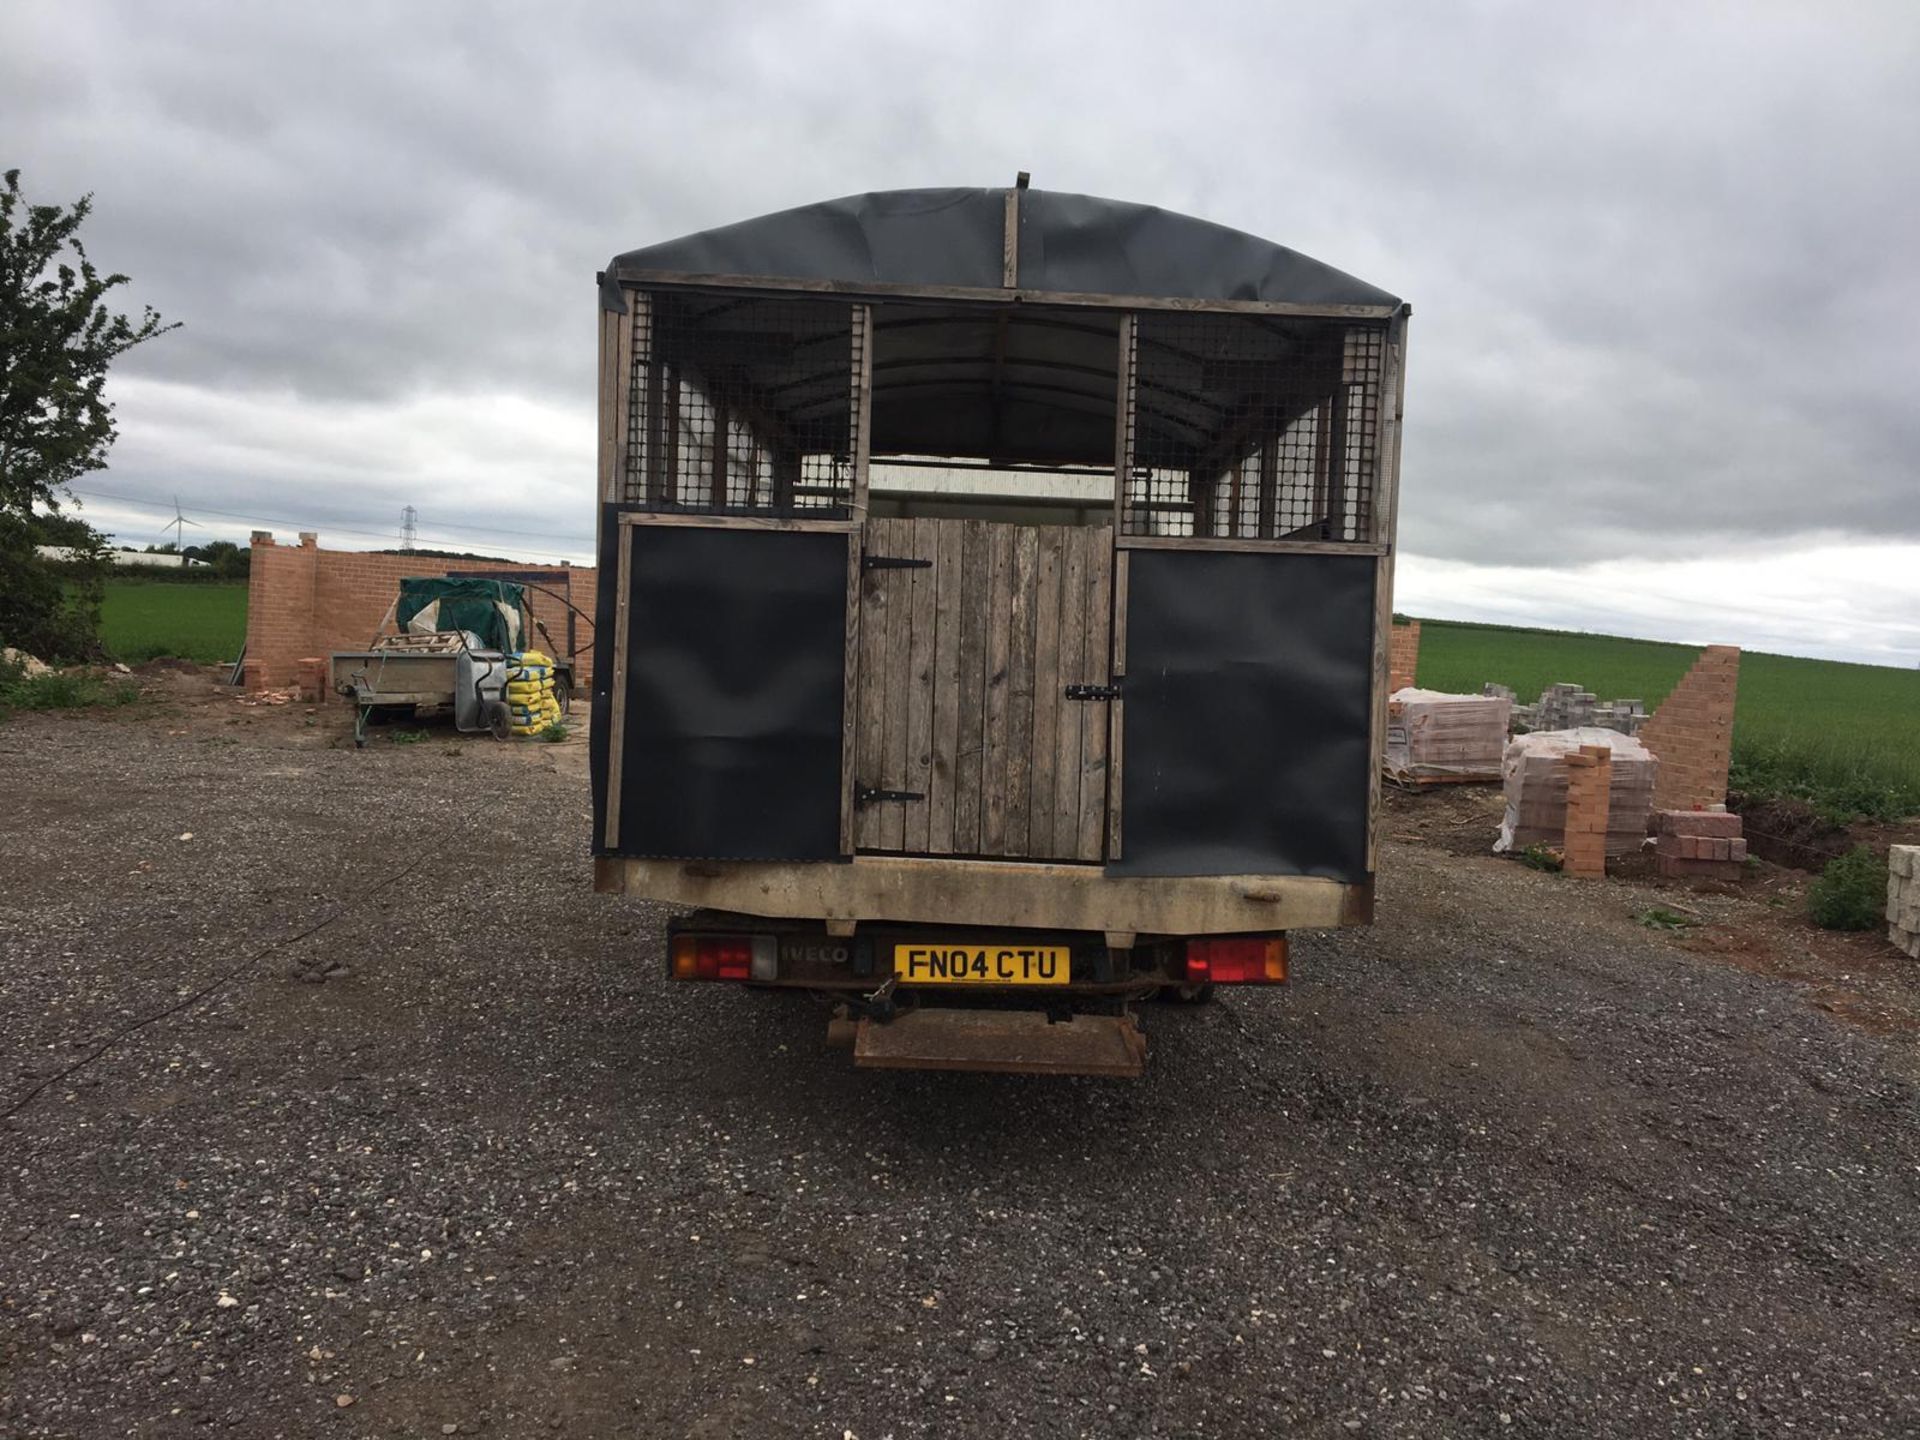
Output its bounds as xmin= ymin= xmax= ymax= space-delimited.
xmin=159 ymin=496 xmax=201 ymax=554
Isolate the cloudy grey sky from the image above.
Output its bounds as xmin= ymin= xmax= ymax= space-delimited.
xmin=5 ymin=0 xmax=1917 ymax=663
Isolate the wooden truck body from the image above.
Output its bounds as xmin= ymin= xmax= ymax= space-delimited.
xmin=589 ymin=185 xmax=1407 ymax=1075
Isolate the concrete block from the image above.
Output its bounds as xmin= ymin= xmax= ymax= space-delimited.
xmin=1890 ymin=845 xmax=1917 ymax=879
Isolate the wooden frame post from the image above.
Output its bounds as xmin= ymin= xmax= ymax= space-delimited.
xmin=850 ymin=303 xmax=873 ymax=521
xmin=1365 ymin=309 xmax=1409 ymax=874
xmin=1111 ymin=313 xmax=1136 ymax=534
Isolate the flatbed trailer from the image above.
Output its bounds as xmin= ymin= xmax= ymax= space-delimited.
xmin=332 ymin=578 xmax=575 ymax=744
xmin=589 ymin=182 xmax=1407 ymax=1076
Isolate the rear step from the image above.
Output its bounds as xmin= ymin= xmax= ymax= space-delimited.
xmin=850 ymin=1009 xmax=1147 ymax=1078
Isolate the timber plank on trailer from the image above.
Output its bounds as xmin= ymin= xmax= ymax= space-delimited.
xmin=1004 ymin=525 xmax=1039 ymax=857
xmin=903 ymin=517 xmax=938 ymax=854
xmin=951 ymin=520 xmax=989 ymax=855
xmin=1027 ymin=526 xmax=1063 ymax=856
xmin=926 ymin=518 xmax=964 ymax=854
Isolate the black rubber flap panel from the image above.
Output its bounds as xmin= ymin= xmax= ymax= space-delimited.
xmin=614 ymin=526 xmax=849 ymax=861
xmin=1113 ymin=551 xmax=1375 ymax=881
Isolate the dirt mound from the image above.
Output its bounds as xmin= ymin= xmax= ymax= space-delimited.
xmin=1729 ymin=793 xmax=1852 ymax=871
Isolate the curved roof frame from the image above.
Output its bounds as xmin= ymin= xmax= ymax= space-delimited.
xmin=604 ymin=186 xmax=1403 ymax=320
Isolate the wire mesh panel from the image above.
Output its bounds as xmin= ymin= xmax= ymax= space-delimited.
xmin=1120 ymin=313 xmax=1386 ymax=542
xmin=624 ymin=291 xmax=863 ymax=515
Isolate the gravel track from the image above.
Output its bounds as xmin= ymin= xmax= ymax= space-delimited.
xmin=2 ymin=710 xmax=1917 ymax=1438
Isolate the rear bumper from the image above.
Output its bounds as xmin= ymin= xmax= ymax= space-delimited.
xmin=665 ymin=912 xmax=1272 ymax=996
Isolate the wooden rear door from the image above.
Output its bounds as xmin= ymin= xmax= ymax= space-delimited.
xmin=852 ymin=517 xmax=1112 ymax=861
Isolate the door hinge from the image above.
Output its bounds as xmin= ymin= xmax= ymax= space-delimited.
xmin=856 ymin=785 xmax=925 ymax=807
xmin=862 ymin=553 xmax=932 ymax=571
xmin=1065 ymin=682 xmax=1122 ymax=701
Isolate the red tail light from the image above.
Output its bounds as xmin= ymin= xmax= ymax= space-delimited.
xmin=671 ymin=934 xmax=755 ymax=981
xmin=1184 ymin=936 xmax=1288 ymax=984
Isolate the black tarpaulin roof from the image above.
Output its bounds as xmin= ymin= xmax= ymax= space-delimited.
xmin=604 ymin=188 xmax=1400 ymax=309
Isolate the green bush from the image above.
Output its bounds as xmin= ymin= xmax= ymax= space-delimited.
xmin=0 ymin=511 xmax=110 ymax=662
xmin=1806 ymin=846 xmax=1888 ymax=931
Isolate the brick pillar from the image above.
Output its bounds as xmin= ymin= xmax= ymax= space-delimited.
xmin=1638 ymin=645 xmax=1740 ymax=812
xmin=1563 ymin=744 xmax=1612 ymax=878
xmin=295 ymin=657 xmax=326 ymax=704
xmin=1389 ymin=620 xmax=1421 ymax=692
xmin=243 ymin=531 xmax=320 ymax=690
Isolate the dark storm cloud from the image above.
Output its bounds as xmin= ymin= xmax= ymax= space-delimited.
xmin=3 ymin=0 xmax=1917 ymax=572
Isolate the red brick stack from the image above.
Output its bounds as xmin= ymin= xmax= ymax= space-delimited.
xmin=1654 ymin=810 xmax=1747 ymax=880
xmin=295 ymin=657 xmax=326 ymax=703
xmin=1562 ymin=744 xmax=1612 ymax=878
xmin=1388 ymin=620 xmax=1421 ymax=692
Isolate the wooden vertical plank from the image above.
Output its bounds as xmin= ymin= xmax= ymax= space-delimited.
xmin=927 ymin=518 xmax=964 ymax=854
xmin=878 ymin=517 xmax=913 ymax=851
xmin=1257 ymin=435 xmax=1278 ymax=540
xmin=901 ymin=518 xmax=938 ymax=853
xmin=853 ymin=520 xmax=891 ymax=851
xmin=1026 ymin=526 xmax=1063 ymax=856
xmin=597 ymin=307 xmax=617 ymax=503
xmin=979 ymin=524 xmax=1015 ymax=855
xmin=603 ymin=525 xmax=634 ymax=849
xmin=839 ymin=531 xmax=862 ymax=855
xmin=951 ymin=521 xmax=990 ymax=855
xmin=1051 ymin=527 xmax=1087 ymax=850
xmin=1077 ymin=533 xmax=1113 ymax=860
xmin=850 ymin=304 xmax=873 ymax=520
xmin=615 ymin=292 xmax=638 ymax=504
xmin=1003 ymin=525 xmax=1038 ymax=856
xmin=663 ymin=369 xmax=681 ymax=506
xmin=1002 ymin=189 xmax=1020 ymax=289
xmin=1367 ymin=311 xmax=1409 ymax=873
xmin=642 ymin=300 xmax=667 ymax=505
xmin=1106 ymin=548 xmax=1129 ymax=861
xmin=708 ymin=396 xmax=729 ymax=509
xmin=1111 ymin=314 xmax=1135 ymax=535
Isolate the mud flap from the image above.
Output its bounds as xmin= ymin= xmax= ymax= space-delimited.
xmin=851 ymin=1009 xmax=1146 ymax=1078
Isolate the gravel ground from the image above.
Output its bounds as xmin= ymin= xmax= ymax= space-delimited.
xmin=3 ymin=703 xmax=1919 ymax=1439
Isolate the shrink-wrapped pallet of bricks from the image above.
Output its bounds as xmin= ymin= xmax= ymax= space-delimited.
xmin=1493 ymin=728 xmax=1657 ymax=857
xmin=1385 ymin=688 xmax=1512 ymax=785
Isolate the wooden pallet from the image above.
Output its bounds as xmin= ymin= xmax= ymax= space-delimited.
xmin=1384 ymin=769 xmax=1501 ymax=792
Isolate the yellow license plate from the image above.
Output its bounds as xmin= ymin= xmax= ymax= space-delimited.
xmin=893 ymin=943 xmax=1071 ymax=987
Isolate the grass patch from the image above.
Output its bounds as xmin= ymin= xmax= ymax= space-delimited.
xmin=1634 ymin=906 xmax=1699 ymax=932
xmin=0 ymin=666 xmax=140 ymax=714
xmin=537 ymin=721 xmax=569 ymax=743
xmin=388 ymin=728 xmax=431 ymax=746
xmin=1414 ymin=618 xmax=1920 ymax=821
xmin=98 ymin=580 xmax=247 ymax=664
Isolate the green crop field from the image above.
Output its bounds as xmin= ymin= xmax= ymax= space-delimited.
xmin=1413 ymin=618 xmax=1920 ymax=822
xmin=99 ymin=580 xmax=248 ymax=666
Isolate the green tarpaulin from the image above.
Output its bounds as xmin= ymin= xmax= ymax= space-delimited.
xmin=395 ymin=577 xmax=525 ymax=652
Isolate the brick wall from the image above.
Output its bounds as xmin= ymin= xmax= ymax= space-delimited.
xmin=1389 ymin=620 xmax=1421 ymax=692
xmin=1637 ymin=645 xmax=1740 ymax=811
xmin=244 ymin=533 xmax=597 ymax=695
